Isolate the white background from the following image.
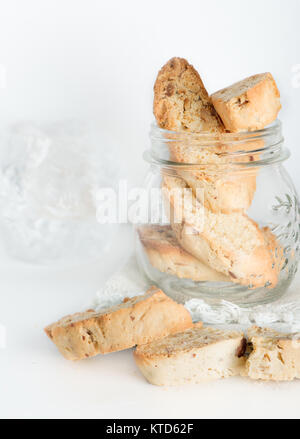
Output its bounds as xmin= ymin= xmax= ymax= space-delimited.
xmin=0 ymin=0 xmax=300 ymax=419
xmin=0 ymin=0 xmax=299 ymax=185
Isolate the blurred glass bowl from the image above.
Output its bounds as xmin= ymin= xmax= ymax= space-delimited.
xmin=0 ymin=120 xmax=121 ymax=266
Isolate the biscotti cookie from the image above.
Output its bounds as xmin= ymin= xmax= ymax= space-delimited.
xmin=211 ymin=73 xmax=281 ymax=132
xmin=153 ymin=57 xmax=223 ymax=133
xmin=162 ymin=174 xmax=278 ymax=288
xmin=169 ymin=141 xmax=257 ymax=213
xmin=134 ymin=324 xmax=246 ymax=385
xmin=153 ymin=57 xmax=256 ymax=213
xmin=245 ymin=326 xmax=300 ymax=381
xmin=45 ymin=286 xmax=193 ymax=360
xmin=138 ymin=225 xmax=229 ymax=282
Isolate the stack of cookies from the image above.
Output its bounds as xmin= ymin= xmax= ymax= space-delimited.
xmin=139 ymin=58 xmax=282 ymax=289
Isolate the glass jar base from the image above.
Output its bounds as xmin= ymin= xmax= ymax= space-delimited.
xmin=155 ymin=275 xmax=293 ymax=307
xmin=136 ymin=234 xmax=298 ymax=311
xmin=137 ymin=244 xmax=295 ymax=308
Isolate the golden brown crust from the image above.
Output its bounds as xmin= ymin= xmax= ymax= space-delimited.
xmin=45 ymin=286 xmax=193 ymax=361
xmin=138 ymin=225 xmax=229 ymax=282
xmin=153 ymin=57 xmax=224 ymax=133
xmin=211 ymin=73 xmax=281 ymax=132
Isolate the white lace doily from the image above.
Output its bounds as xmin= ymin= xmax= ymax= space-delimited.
xmin=89 ymin=255 xmax=300 ymax=332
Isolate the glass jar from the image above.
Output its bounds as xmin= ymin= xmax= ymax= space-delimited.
xmin=135 ymin=120 xmax=300 ymax=306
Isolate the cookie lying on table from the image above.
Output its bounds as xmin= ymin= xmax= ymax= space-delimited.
xmin=245 ymin=326 xmax=300 ymax=381
xmin=45 ymin=286 xmax=193 ymax=361
xmin=134 ymin=324 xmax=246 ymax=386
xmin=138 ymin=224 xmax=229 ymax=282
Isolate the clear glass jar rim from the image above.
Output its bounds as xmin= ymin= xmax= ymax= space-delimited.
xmin=147 ymin=119 xmax=290 ymax=168
xmin=150 ymin=119 xmax=282 ymax=143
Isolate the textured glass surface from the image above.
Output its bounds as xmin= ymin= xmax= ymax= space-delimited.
xmin=0 ymin=121 xmax=121 ymax=266
xmin=136 ymin=122 xmax=300 ymax=306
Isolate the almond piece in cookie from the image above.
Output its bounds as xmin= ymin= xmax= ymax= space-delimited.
xmin=138 ymin=224 xmax=229 ymax=282
xmin=134 ymin=324 xmax=246 ymax=385
xmin=211 ymin=73 xmax=281 ymax=132
xmin=45 ymin=286 xmax=193 ymax=360
xmin=245 ymin=326 xmax=300 ymax=381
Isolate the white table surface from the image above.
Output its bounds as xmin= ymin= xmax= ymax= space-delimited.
xmin=1 ymin=225 xmax=300 ymax=420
